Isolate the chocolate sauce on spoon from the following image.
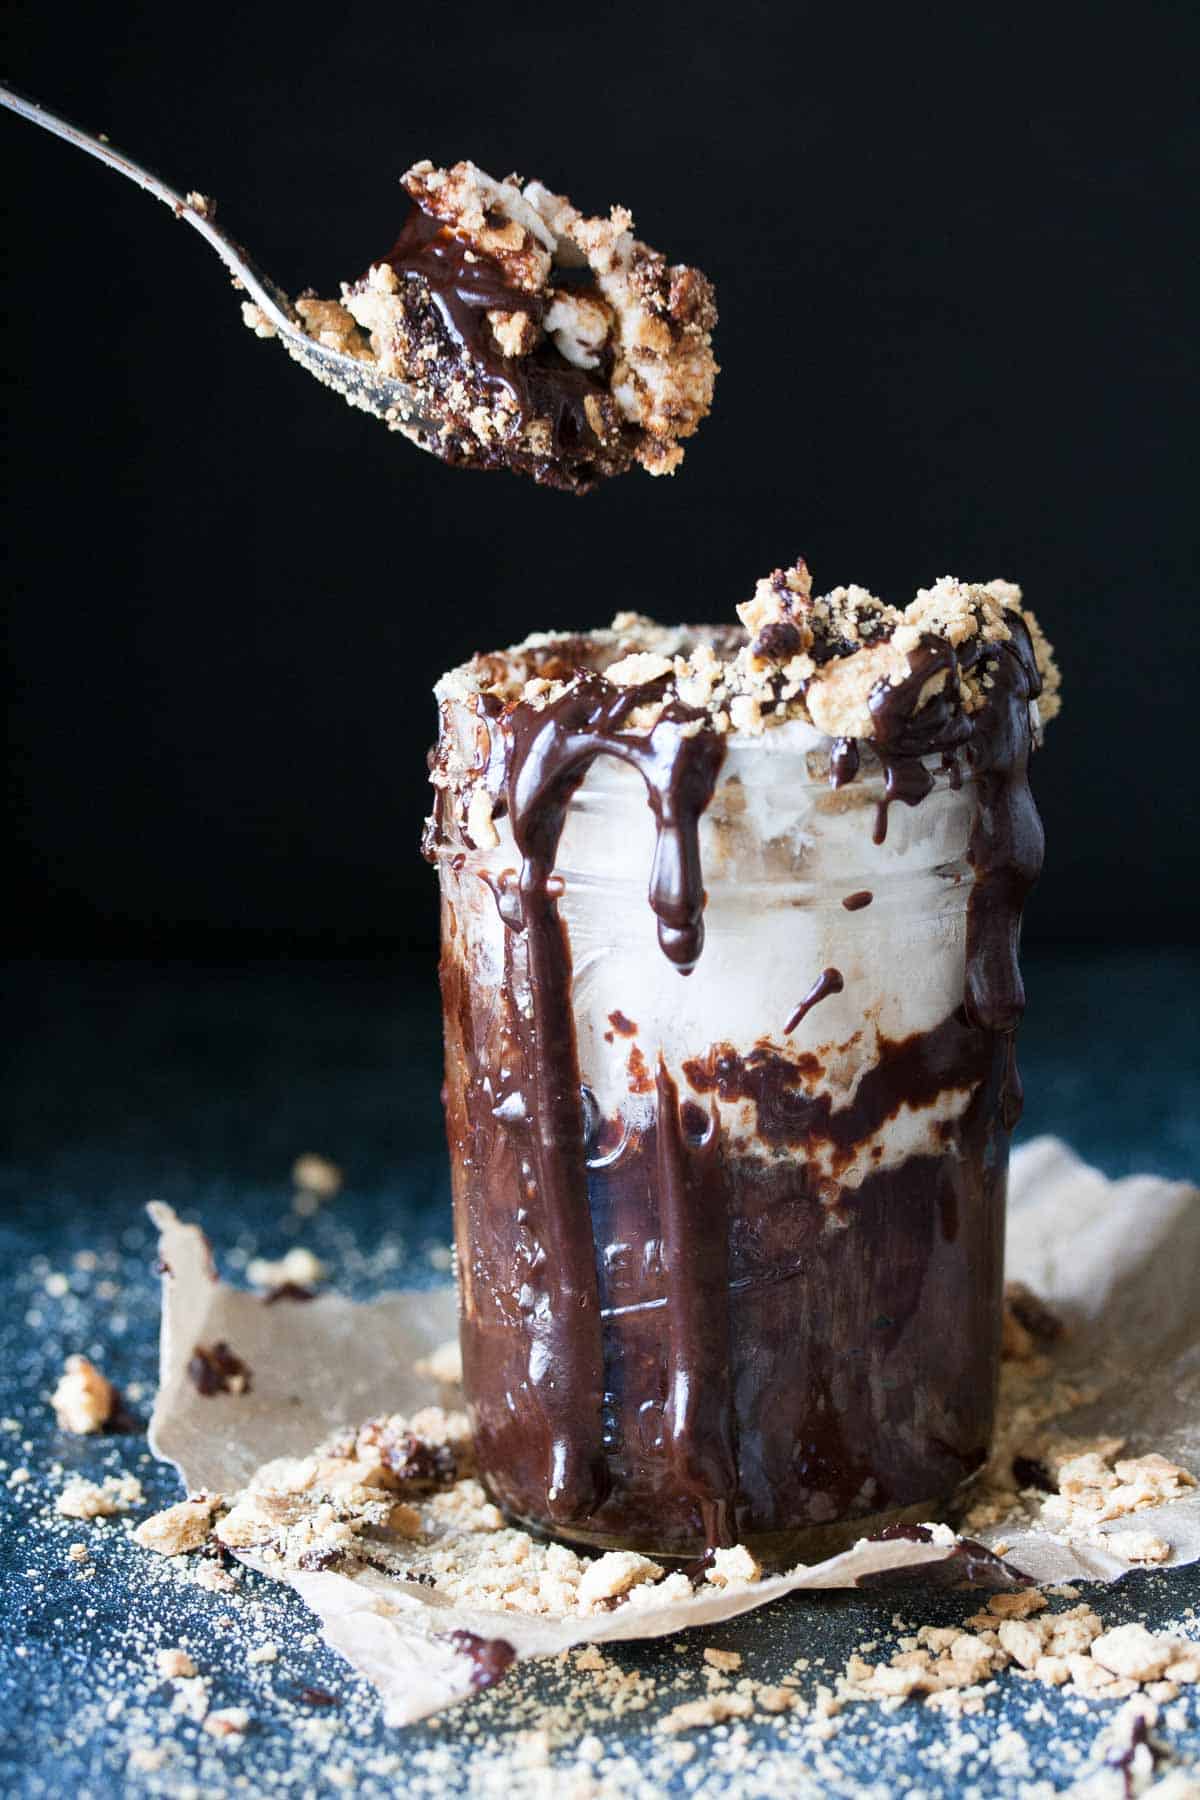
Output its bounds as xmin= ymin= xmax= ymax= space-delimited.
xmin=381 ymin=211 xmax=614 ymax=484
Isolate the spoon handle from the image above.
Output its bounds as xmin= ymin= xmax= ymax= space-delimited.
xmin=1 ymin=81 xmax=300 ymax=333
xmin=4 ymin=80 xmax=433 ymax=440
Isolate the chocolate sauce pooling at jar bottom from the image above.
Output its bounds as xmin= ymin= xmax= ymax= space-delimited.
xmin=434 ymin=624 xmax=1045 ymax=1557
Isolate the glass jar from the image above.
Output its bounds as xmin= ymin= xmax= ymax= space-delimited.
xmin=435 ymin=706 xmax=1015 ymax=1562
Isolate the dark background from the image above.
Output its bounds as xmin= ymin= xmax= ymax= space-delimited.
xmin=5 ymin=3 xmax=1197 ymax=958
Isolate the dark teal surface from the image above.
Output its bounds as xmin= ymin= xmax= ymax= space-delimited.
xmin=1 ymin=953 xmax=1197 ymax=1794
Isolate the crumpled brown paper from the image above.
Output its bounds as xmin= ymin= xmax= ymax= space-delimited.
xmin=147 ymin=1137 xmax=1199 ymax=1724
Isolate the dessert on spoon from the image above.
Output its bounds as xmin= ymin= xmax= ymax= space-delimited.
xmin=2 ymin=87 xmax=718 ymax=492
xmin=298 ymin=158 xmax=719 ymax=493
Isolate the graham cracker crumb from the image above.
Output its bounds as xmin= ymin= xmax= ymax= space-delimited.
xmin=156 ymin=1648 xmax=199 ymax=1679
xmin=51 ymin=1354 xmax=117 ymax=1434
xmin=1097 ymin=1529 xmax=1173 ymax=1564
xmin=756 ymin=1684 xmax=797 ymax=1713
xmin=997 ymin=1619 xmax=1047 ymax=1670
xmin=986 ymin=1589 xmax=1049 ymax=1619
xmin=57 ymin=1472 xmax=144 ymax=1520
xmin=705 ymin=1545 xmax=762 ymax=1586
xmin=294 ymin=297 xmax=372 ymax=360
xmin=1165 ymin=1646 xmax=1200 ymax=1682
xmin=134 ymin=1495 xmax=222 ymax=1556
xmin=1091 ymin=1624 xmax=1188 ymax=1683
xmin=203 ymin=1706 xmax=250 ymax=1739
xmin=194 ymin=1559 xmax=238 ymax=1593
xmin=605 ymin=652 xmax=674 ymax=689
xmin=292 ymin=1153 xmax=344 ymax=1199
xmin=576 ymin=1550 xmax=663 ymax=1608
xmin=414 ymin=1339 xmax=463 ymax=1386
xmin=240 ymin=302 xmax=277 ymax=339
xmin=660 ymin=1693 xmax=755 ymax=1733
xmin=245 ymin=1246 xmax=326 ymax=1292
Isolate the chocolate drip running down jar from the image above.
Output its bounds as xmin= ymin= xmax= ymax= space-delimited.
xmin=428 ymin=600 xmax=1049 ymax=1563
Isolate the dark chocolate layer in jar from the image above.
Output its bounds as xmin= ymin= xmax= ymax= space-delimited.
xmin=431 ymin=621 xmax=1044 ymax=1558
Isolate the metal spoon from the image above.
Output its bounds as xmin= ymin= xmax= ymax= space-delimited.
xmin=1 ymin=82 xmax=437 ymax=448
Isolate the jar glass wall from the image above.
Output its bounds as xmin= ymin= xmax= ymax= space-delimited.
xmin=435 ymin=707 xmax=1014 ymax=1562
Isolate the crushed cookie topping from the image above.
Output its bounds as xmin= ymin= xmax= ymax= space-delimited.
xmin=428 ymin=562 xmax=1060 ymax=833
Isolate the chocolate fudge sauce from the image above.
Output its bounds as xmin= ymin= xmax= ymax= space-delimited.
xmin=465 ymin=674 xmax=724 ymax=1524
xmin=447 ymin=1629 xmax=517 ymax=1692
xmin=379 ymin=211 xmax=625 ymax=492
xmin=784 ymin=968 xmax=844 ymax=1035
xmin=434 ymin=621 xmax=1044 ymax=1554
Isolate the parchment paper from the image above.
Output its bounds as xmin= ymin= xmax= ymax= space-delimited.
xmin=147 ymin=1137 xmax=1199 ymax=1724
